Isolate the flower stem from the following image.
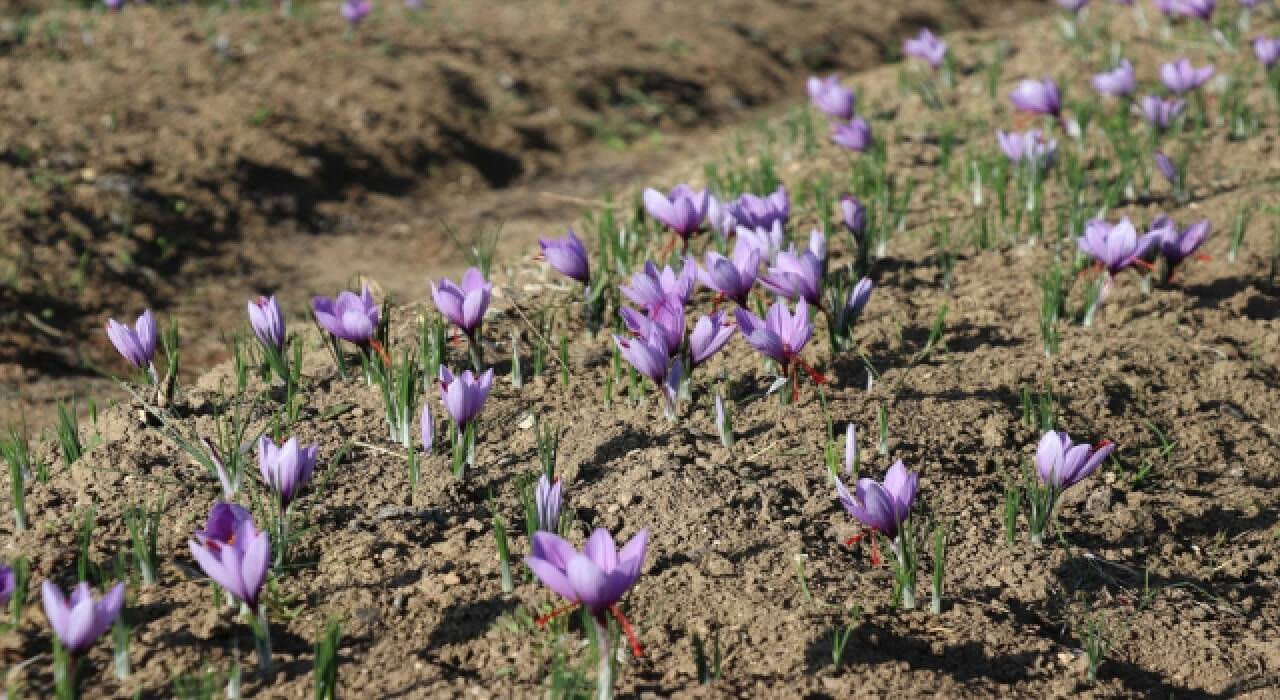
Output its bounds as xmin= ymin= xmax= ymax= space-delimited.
xmin=254 ymin=604 xmax=273 ymax=672
xmin=593 ymin=616 xmax=614 ymax=700
xmin=468 ymin=333 xmax=485 ymax=373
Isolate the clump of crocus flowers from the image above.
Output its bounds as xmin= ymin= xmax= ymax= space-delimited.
xmin=1025 ymin=431 xmax=1115 ymax=544
xmin=189 ymin=504 xmax=273 ymax=669
xmin=835 ymin=459 xmax=921 ymax=608
xmin=42 ymin=580 xmax=125 ymax=697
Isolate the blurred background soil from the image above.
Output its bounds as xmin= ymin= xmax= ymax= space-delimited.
xmin=0 ymin=0 xmax=1049 ymax=426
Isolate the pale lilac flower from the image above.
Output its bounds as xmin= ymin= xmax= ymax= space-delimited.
xmin=312 ymin=285 xmax=379 ymax=344
xmin=730 ymin=185 xmax=790 ymax=231
xmin=620 ymin=298 xmax=685 ymax=356
xmin=525 ymin=528 xmax=648 ymax=619
xmin=688 ymin=311 xmax=737 ymax=366
xmin=1155 ymin=216 xmax=1211 ymax=267
xmin=1254 ymin=37 xmax=1280 ymax=70
xmin=193 ymin=502 xmax=253 ymax=548
xmin=431 ymin=267 xmax=492 ymax=335
xmin=1154 ymin=151 xmax=1178 ymax=185
xmin=835 ymin=459 xmax=918 ymax=538
xmin=106 ymin=310 xmax=158 ymax=370
xmin=535 ymin=475 xmax=562 ymax=533
xmin=903 ymin=29 xmax=948 ymax=70
xmin=735 ymin=298 xmax=812 ymax=365
xmin=840 ymin=195 xmax=866 ymax=238
xmin=1059 ymin=0 xmax=1091 ymax=12
xmin=613 ymin=327 xmax=671 ymax=384
xmin=539 ymin=230 xmax=590 ymax=284
xmin=1174 ymin=0 xmax=1216 ymax=20
xmin=699 ymin=240 xmax=759 ymax=305
xmin=807 ymin=75 xmax=856 ymax=120
xmin=845 ymin=277 xmax=874 ymax=320
xmin=761 ymin=247 xmax=824 ymax=306
xmin=620 ymin=259 xmax=696 ymax=312
xmin=1077 ymin=217 xmax=1161 ymax=275
xmin=737 ymin=221 xmax=786 ymax=263
xmin=439 ymin=367 xmax=494 ymax=428
xmin=247 ymin=295 xmax=285 ymax=353
xmin=1035 ymin=431 xmax=1115 ymax=490
xmin=1092 ymin=60 xmax=1136 ymax=97
xmin=706 ymin=195 xmax=737 ymax=237
xmin=996 ymin=129 xmax=1058 ymax=170
xmin=41 ymin=581 xmax=125 ymax=656
xmin=1160 ymin=58 xmax=1214 ymax=94
xmin=1010 ymin=77 xmax=1062 ymax=116
xmin=832 ymin=117 xmax=872 ymax=152
xmin=1138 ymin=95 xmax=1186 ymax=129
xmin=188 ymin=516 xmax=269 ymax=608
xmin=258 ymin=436 xmax=319 ymax=510
xmin=643 ymin=185 xmax=709 ymax=241
xmin=341 ymin=0 xmax=372 ymax=25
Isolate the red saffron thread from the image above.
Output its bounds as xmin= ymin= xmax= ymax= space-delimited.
xmin=609 ymin=605 xmax=645 ymax=658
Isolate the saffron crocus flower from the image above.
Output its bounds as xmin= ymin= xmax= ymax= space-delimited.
xmin=41 ymin=581 xmax=125 ymax=656
xmin=106 ymin=310 xmax=158 ymax=370
xmin=1154 ymin=0 xmax=1178 ymax=15
xmin=247 ymin=295 xmax=286 ymax=353
xmin=312 ymin=285 xmax=379 ymax=344
xmin=996 ymin=129 xmax=1058 ymax=170
xmin=0 ymin=564 xmax=14 ymax=606
xmin=431 ymin=267 xmax=492 ymax=336
xmin=1160 ymin=58 xmax=1214 ymax=94
xmin=1174 ymin=0 xmax=1215 ymax=20
xmin=193 ymin=502 xmax=253 ymax=547
xmin=1156 ymin=216 xmax=1211 ymax=271
xmin=1009 ymin=77 xmax=1062 ymax=116
xmin=614 ymin=328 xmax=681 ymax=418
xmin=705 ymin=195 xmax=737 ymax=237
xmin=806 ymin=75 xmax=855 ymax=120
xmin=258 ymin=436 xmax=318 ymax=510
xmin=831 ymin=117 xmax=872 ymax=152
xmin=1078 ymin=218 xmax=1161 ymax=275
xmin=835 ymin=459 xmax=918 ymax=539
xmin=1254 ymin=37 xmax=1280 ymax=70
xmin=439 ymin=367 xmax=494 ymax=428
xmin=189 ymin=516 xmax=269 ymax=609
xmin=620 ymin=298 xmax=685 ymax=356
xmin=1138 ymin=95 xmax=1186 ymax=129
xmin=1035 ymin=431 xmax=1115 ymax=491
xmin=840 ymin=195 xmax=867 ymax=239
xmin=620 ymin=259 xmax=696 ymax=312
xmin=846 ymin=277 xmax=874 ymax=319
xmin=1153 ymin=151 xmax=1178 ymax=186
xmin=534 ymin=475 xmax=562 ymax=533
xmin=525 ymin=528 xmax=648 ymax=619
xmin=643 ymin=185 xmax=709 ymax=242
xmin=735 ymin=298 xmax=813 ymax=367
xmin=1058 ymin=0 xmax=1090 ymax=12
xmin=730 ymin=185 xmax=790 ymax=231
xmin=761 ymin=247 xmax=824 ymax=306
xmin=903 ymin=29 xmax=948 ymax=70
xmin=689 ymin=311 xmax=737 ymax=366
xmin=341 ymin=0 xmax=371 ymax=25
xmin=539 ymin=230 xmax=590 ymax=285
xmin=1092 ymin=60 xmax=1136 ymax=98
xmin=699 ymin=240 xmax=759 ymax=305
xmin=737 ymin=221 xmax=786 ymax=263
xmin=420 ymin=402 xmax=433 ymax=454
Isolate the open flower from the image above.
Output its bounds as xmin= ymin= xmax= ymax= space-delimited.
xmin=1160 ymin=58 xmax=1214 ymax=94
xmin=539 ymin=230 xmax=590 ymax=285
xmin=525 ymin=528 xmax=648 ymax=619
xmin=729 ymin=185 xmax=790 ymax=231
xmin=439 ymin=367 xmax=494 ymax=429
xmin=258 ymin=436 xmax=319 ymax=511
xmin=341 ymin=0 xmax=371 ymax=25
xmin=1155 ymin=216 xmax=1211 ymax=269
xmin=1035 ymin=431 xmax=1115 ymax=490
xmin=706 ymin=194 xmax=737 ymax=237
xmin=806 ymin=75 xmax=855 ymax=120
xmin=1174 ymin=0 xmax=1215 ymax=20
xmin=188 ymin=515 xmax=270 ymax=609
xmin=903 ymin=29 xmax=948 ymax=70
xmin=620 ymin=259 xmax=696 ymax=312
xmin=996 ymin=129 xmax=1058 ymax=170
xmin=643 ymin=185 xmax=709 ymax=241
xmin=312 ymin=285 xmax=379 ymax=344
xmin=620 ymin=297 xmax=685 ymax=356
xmin=835 ymin=459 xmax=918 ymax=539
xmin=689 ymin=311 xmax=737 ymax=366
xmin=247 ymin=296 xmax=286 ymax=353
xmin=431 ymin=267 xmax=492 ymax=336
xmin=1092 ymin=60 xmax=1135 ymax=98
xmin=699 ymin=240 xmax=759 ymax=305
xmin=41 ymin=581 xmax=125 ymax=656
xmin=831 ymin=117 xmax=872 ymax=152
xmin=735 ymin=298 xmax=812 ymax=366
xmin=1077 ymin=217 xmax=1161 ymax=275
xmin=1010 ymin=77 xmax=1062 ymax=116
xmin=194 ymin=502 xmax=254 ymax=548
xmin=1137 ymin=95 xmax=1186 ymax=129
xmin=761 ymin=247 xmax=824 ymax=306
xmin=106 ymin=310 xmax=158 ymax=370
xmin=737 ymin=221 xmax=786 ymax=264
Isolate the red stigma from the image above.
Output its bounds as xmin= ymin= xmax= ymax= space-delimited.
xmin=535 ymin=602 xmax=580 ymax=628
xmin=610 ymin=605 xmax=645 ymax=658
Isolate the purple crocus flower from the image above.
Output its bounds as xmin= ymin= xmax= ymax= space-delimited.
xmin=620 ymin=298 xmax=685 ymax=356
xmin=689 ymin=311 xmax=737 ymax=366
xmin=643 ymin=185 xmax=709 ymax=241
xmin=737 ymin=221 xmax=786 ymax=263
xmin=525 ymin=528 xmax=648 ymax=619
xmin=835 ymin=459 xmax=918 ymax=539
xmin=1174 ymin=0 xmax=1216 ymax=20
xmin=431 ymin=267 xmax=492 ymax=336
xmin=1138 ymin=95 xmax=1187 ymax=129
xmin=41 ymin=581 xmax=125 ymax=656
xmin=1154 ymin=0 xmax=1178 ymax=14
xmin=730 ymin=185 xmax=790 ymax=231
xmin=341 ymin=0 xmax=372 ymax=25
xmin=535 ymin=475 xmax=562 ymax=533
xmin=1009 ymin=77 xmax=1062 ymax=116
xmin=735 ymin=298 xmax=813 ymax=366
xmin=1160 ymin=58 xmax=1214 ymax=94
xmin=761 ymin=246 xmax=824 ymax=306
xmin=258 ymin=436 xmax=318 ymax=510
xmin=903 ymin=29 xmax=948 ymax=70
xmin=831 ymin=117 xmax=872 ymax=152
xmin=806 ymin=75 xmax=856 ymax=120
xmin=1155 ymin=216 xmax=1212 ymax=268
xmin=1077 ymin=217 xmax=1162 ymax=275
xmin=996 ymin=129 xmax=1058 ymax=170
xmin=193 ymin=502 xmax=253 ymax=548
xmin=103 ymin=0 xmax=123 ymax=9
xmin=188 ymin=515 xmax=270 ymax=608
xmin=1254 ymin=37 xmax=1280 ymax=70
xmin=699 ymin=240 xmax=759 ymax=305
xmin=620 ymin=259 xmax=697 ymax=312
xmin=1153 ymin=151 xmax=1178 ymax=186
xmin=846 ymin=277 xmax=874 ymax=319
xmin=247 ymin=295 xmax=285 ymax=353
xmin=706 ymin=195 xmax=737 ymax=237
xmin=106 ymin=310 xmax=158 ymax=370
xmin=539 ymin=230 xmax=590 ymax=285
xmin=1058 ymin=0 xmax=1091 ymax=12
xmin=439 ymin=366 xmax=494 ymax=428
xmin=420 ymin=402 xmax=433 ymax=454
xmin=1035 ymin=431 xmax=1115 ymax=490
xmin=1092 ymin=60 xmax=1136 ymax=98
xmin=0 ymin=564 xmax=14 ymax=607
xmin=840 ymin=195 xmax=867 ymax=238
xmin=613 ymin=327 xmax=671 ymax=384
xmin=312 ymin=285 xmax=379 ymax=344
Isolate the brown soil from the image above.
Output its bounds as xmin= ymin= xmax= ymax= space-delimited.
xmin=5 ymin=3 xmax=1280 ymax=700
xmin=0 ymin=0 xmax=1048 ymax=427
